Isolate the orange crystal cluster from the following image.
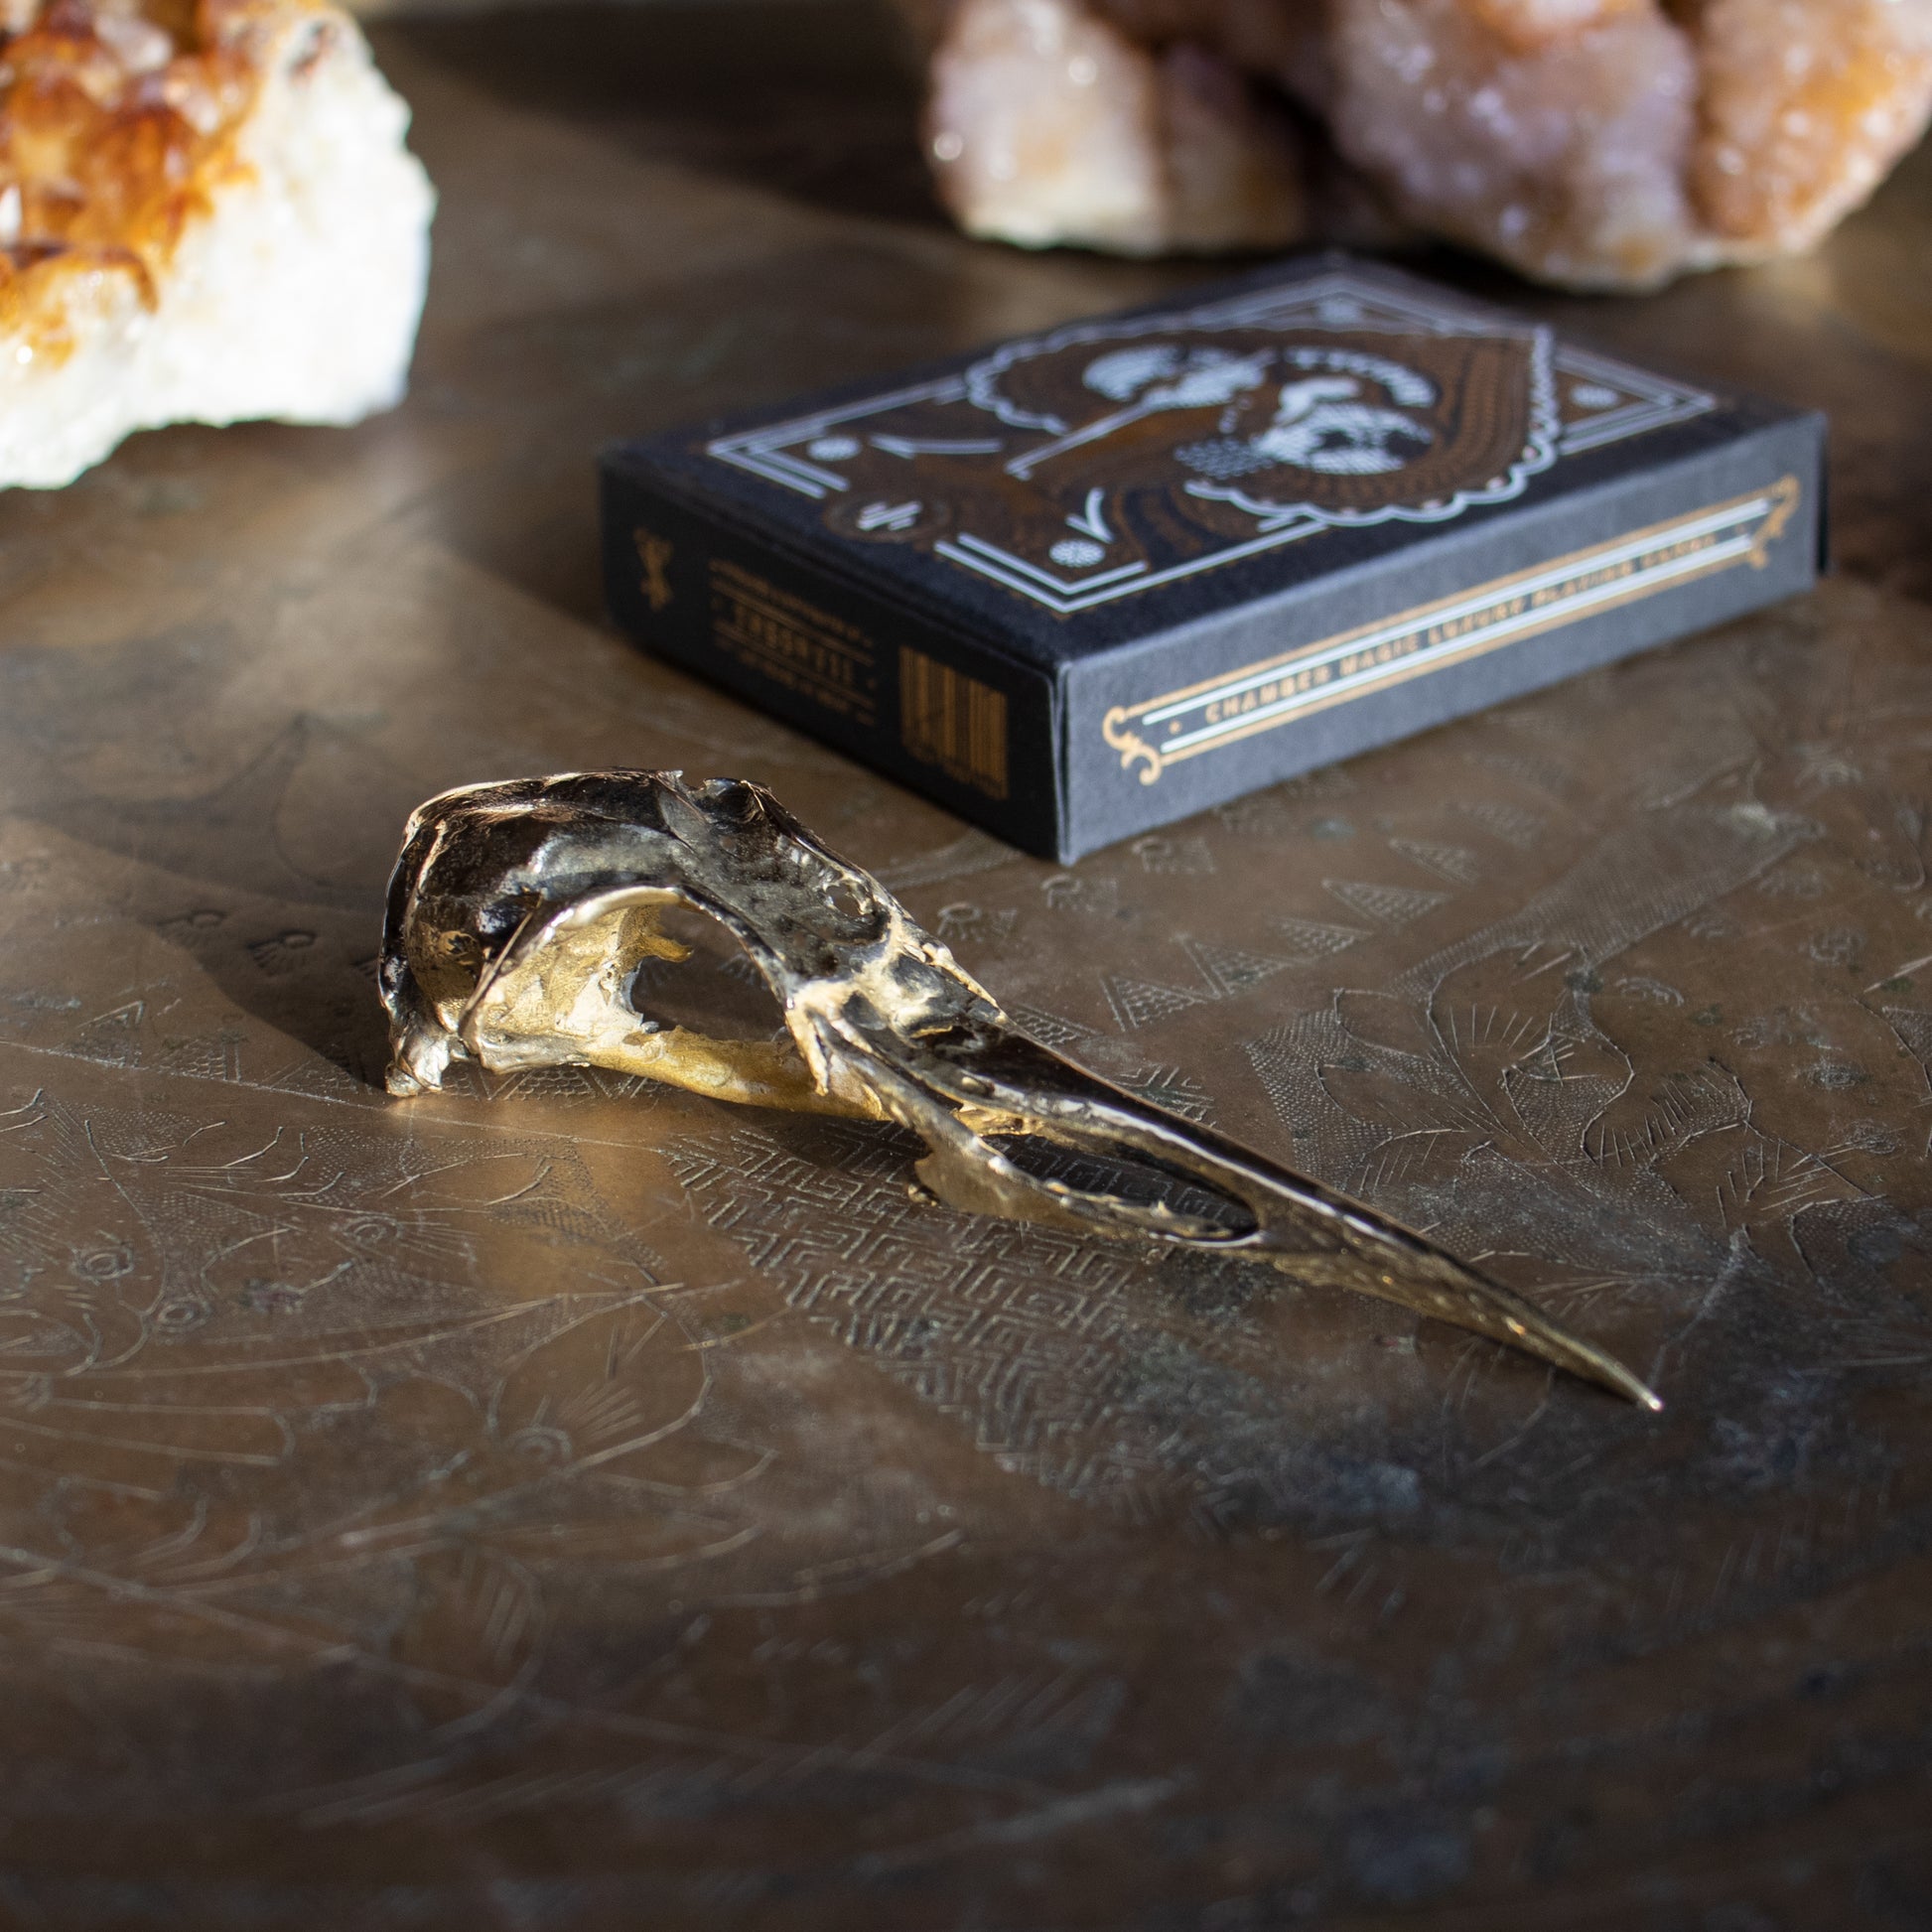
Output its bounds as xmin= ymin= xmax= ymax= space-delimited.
xmin=0 ymin=0 xmax=305 ymax=336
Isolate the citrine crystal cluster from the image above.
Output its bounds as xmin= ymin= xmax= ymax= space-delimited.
xmin=0 ymin=0 xmax=433 ymax=487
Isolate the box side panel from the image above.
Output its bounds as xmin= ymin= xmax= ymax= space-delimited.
xmin=601 ymin=463 xmax=1062 ymax=857
xmin=1060 ymin=415 xmax=1823 ymax=859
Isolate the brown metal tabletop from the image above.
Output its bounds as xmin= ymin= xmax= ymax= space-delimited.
xmin=2 ymin=7 xmax=1931 ymax=1925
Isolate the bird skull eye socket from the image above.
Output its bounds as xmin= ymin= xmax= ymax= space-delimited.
xmin=622 ymin=903 xmax=787 ymax=1044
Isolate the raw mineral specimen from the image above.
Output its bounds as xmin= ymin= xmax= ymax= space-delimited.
xmin=0 ymin=0 xmax=435 ymax=488
xmin=916 ymin=0 xmax=1932 ymax=288
xmin=927 ymin=0 xmax=1306 ymax=254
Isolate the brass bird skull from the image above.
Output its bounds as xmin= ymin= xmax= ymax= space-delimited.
xmin=381 ymin=770 xmax=1660 ymax=1408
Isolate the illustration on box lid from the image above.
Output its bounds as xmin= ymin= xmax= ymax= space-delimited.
xmin=698 ymin=263 xmax=1717 ymax=622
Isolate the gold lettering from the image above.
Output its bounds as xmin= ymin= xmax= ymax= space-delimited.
xmin=706 ymin=560 xmax=878 ymax=728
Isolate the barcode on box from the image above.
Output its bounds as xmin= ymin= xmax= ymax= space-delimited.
xmin=899 ymin=647 xmax=1008 ymax=800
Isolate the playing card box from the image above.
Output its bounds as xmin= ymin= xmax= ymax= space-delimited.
xmin=601 ymin=253 xmax=1824 ymax=862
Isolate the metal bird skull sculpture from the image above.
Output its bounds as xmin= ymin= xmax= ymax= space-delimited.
xmin=381 ymin=770 xmax=1661 ymax=1408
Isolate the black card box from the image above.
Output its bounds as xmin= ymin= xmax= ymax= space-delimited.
xmin=601 ymin=254 xmax=1824 ymax=863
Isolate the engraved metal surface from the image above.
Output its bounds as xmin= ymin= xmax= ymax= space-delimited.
xmin=1 ymin=4 xmax=1931 ymax=1925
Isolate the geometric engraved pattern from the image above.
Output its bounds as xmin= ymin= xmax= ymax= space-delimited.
xmin=1103 ymin=973 xmax=1212 ymax=1031
xmin=61 ymin=1000 xmax=148 ymax=1066
xmin=1103 ymin=934 xmax=1299 ymax=1029
xmin=1457 ymin=798 xmax=1548 ymax=848
xmin=665 ymin=1118 xmax=1431 ymax=1540
xmin=1388 ymin=837 xmax=1483 ymax=885
xmin=1269 ymin=915 xmax=1372 ymax=958
xmin=667 ymin=1121 xmax=1211 ymax=1511
xmin=1323 ymin=879 xmax=1453 ymax=928
xmin=1180 ymin=936 xmax=1299 ymax=996
xmin=1006 ymin=1001 xmax=1103 ymax=1048
xmin=1113 ymin=1063 xmax=1216 ymax=1123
